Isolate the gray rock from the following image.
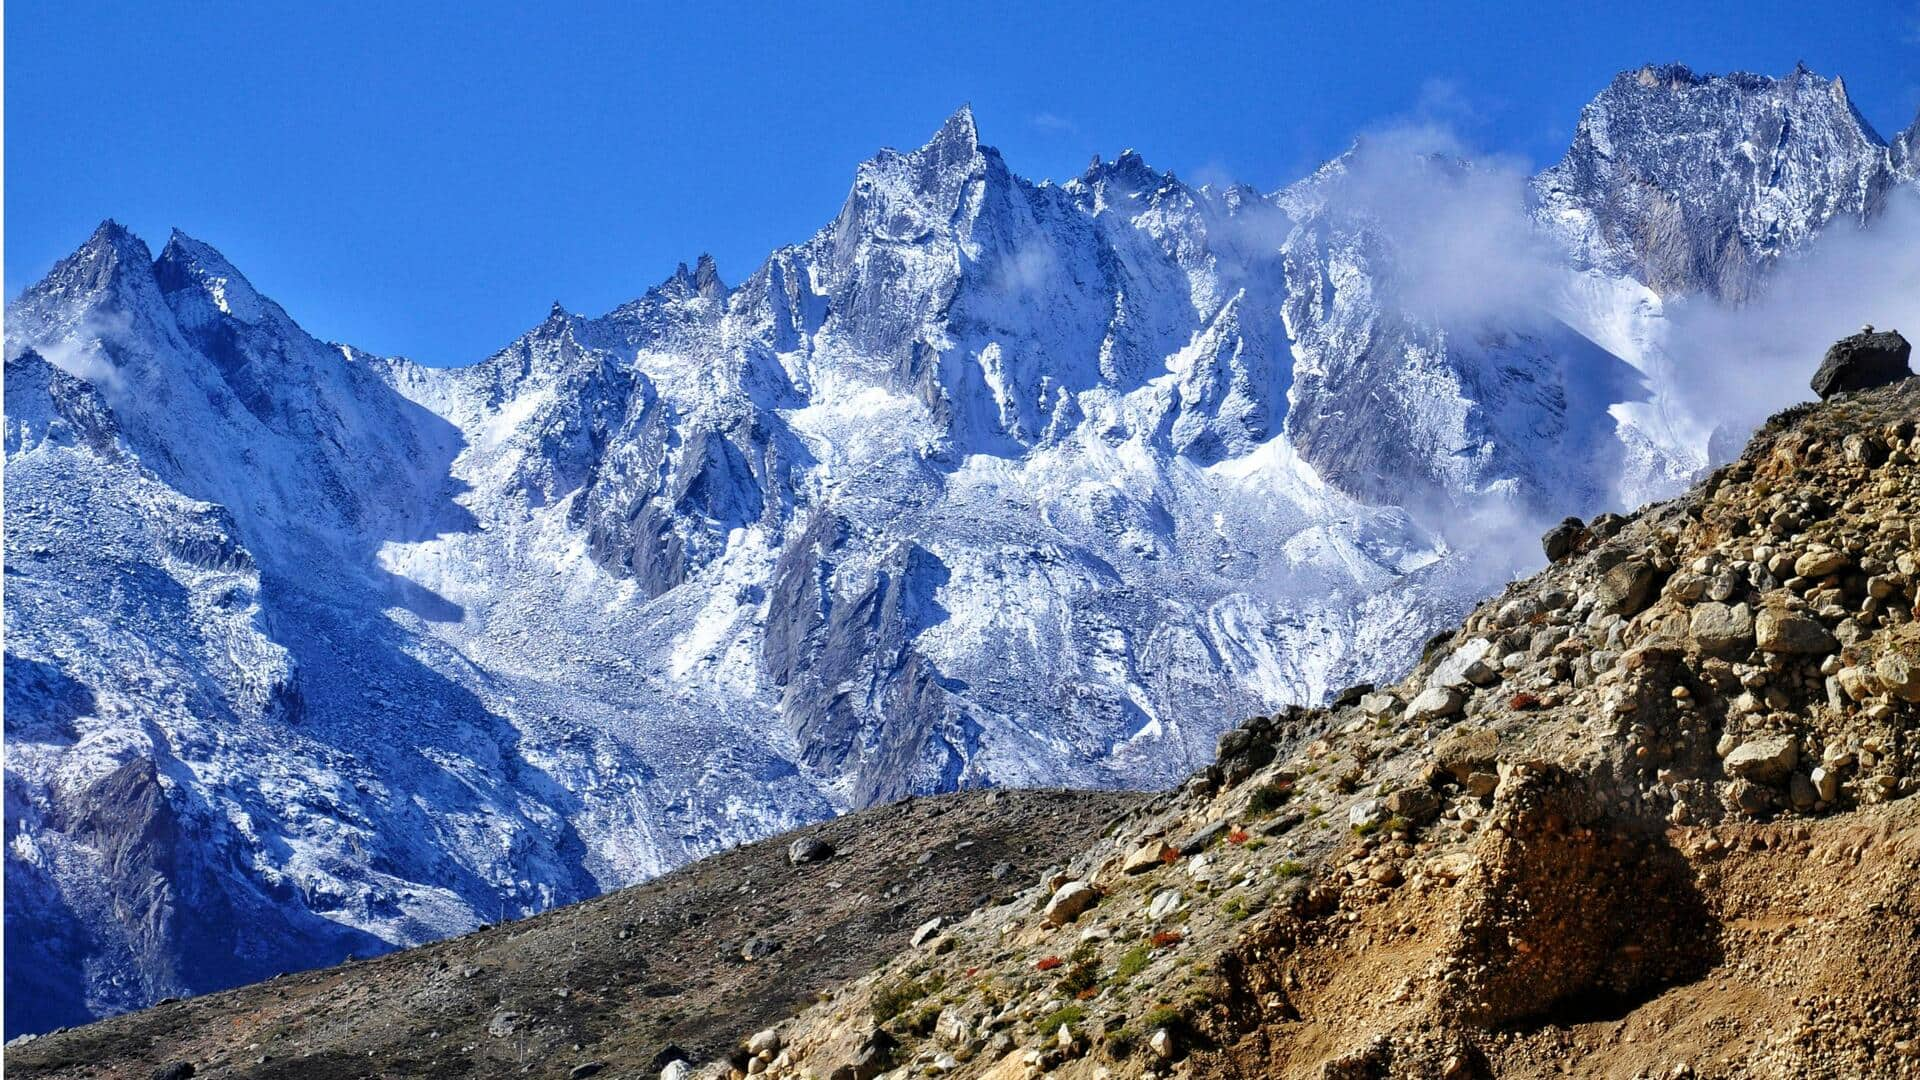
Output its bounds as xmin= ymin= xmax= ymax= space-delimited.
xmin=1348 ymin=799 xmax=1389 ymax=829
xmin=1724 ymin=735 xmax=1799 ymax=785
xmin=1542 ymin=517 xmax=1587 ymax=562
xmin=570 ymin=1063 xmax=606 ymax=1079
xmin=488 ymin=1012 xmax=525 ymax=1038
xmin=1176 ymin=821 xmax=1228 ymax=856
xmin=1405 ymin=685 xmax=1465 ymax=722
xmin=1430 ymin=638 xmax=1500 ymax=689
xmin=1595 ymin=559 xmax=1659 ymax=616
xmin=787 ymin=836 xmax=835 ymax=866
xmin=1755 ymin=609 xmax=1837 ymax=654
xmin=1043 ymin=881 xmax=1098 ymax=926
xmin=1810 ymin=329 xmax=1912 ymax=399
xmin=1358 ymin=692 xmax=1401 ymax=718
xmin=661 ymin=1061 xmax=694 ymax=1080
xmin=910 ymin=917 xmax=945 ymax=947
xmin=1384 ymin=787 xmax=1441 ymax=823
xmin=1689 ymin=601 xmax=1754 ymax=656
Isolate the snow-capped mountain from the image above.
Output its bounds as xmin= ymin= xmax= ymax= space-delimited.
xmin=6 ymin=65 xmax=1914 ymax=1035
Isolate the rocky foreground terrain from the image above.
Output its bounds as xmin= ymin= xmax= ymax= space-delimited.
xmin=10 ymin=359 xmax=1919 ymax=1077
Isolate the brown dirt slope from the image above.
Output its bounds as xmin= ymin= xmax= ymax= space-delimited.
xmin=4 ymin=789 xmax=1144 ymax=1080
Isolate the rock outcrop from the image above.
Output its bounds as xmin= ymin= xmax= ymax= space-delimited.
xmin=1810 ymin=328 xmax=1913 ymax=399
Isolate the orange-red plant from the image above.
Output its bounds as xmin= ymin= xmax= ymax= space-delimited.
xmin=1035 ymin=955 xmax=1064 ymax=971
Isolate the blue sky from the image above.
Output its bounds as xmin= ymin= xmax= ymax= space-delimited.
xmin=8 ymin=1 xmax=1920 ymax=365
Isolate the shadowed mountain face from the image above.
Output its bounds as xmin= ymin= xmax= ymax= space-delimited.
xmin=5 ymin=65 xmax=1914 ymax=1034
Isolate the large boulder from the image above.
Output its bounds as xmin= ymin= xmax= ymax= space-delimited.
xmin=1043 ymin=881 xmax=1099 ymax=926
xmin=1810 ymin=329 xmax=1911 ymax=399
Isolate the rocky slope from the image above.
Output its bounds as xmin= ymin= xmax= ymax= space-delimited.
xmin=3 ymin=790 xmax=1145 ymax=1079
xmin=6 ymin=64 xmax=1919 ymax=1033
xmin=11 ymin=362 xmax=1917 ymax=1078
xmin=737 ymin=372 xmax=1920 ymax=1080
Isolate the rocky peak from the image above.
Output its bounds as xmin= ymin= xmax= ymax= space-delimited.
xmin=153 ymin=229 xmax=267 ymax=325
xmin=1537 ymin=63 xmax=1896 ymax=300
xmin=692 ymin=253 xmax=725 ymax=300
xmin=10 ymin=219 xmax=162 ymax=317
xmin=651 ymin=254 xmax=728 ymax=303
xmin=1895 ymin=109 xmax=1920 ymax=181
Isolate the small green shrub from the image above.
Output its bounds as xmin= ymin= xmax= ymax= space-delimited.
xmin=1057 ymin=960 xmax=1099 ymax=998
xmin=1115 ymin=945 xmax=1151 ymax=981
xmin=1247 ymin=781 xmax=1293 ymax=815
xmin=1274 ymin=859 xmax=1306 ymax=879
xmin=1036 ymin=1004 xmax=1087 ymax=1035
xmin=1142 ymin=1005 xmax=1186 ymax=1034
xmin=870 ymin=977 xmax=927 ymax=1023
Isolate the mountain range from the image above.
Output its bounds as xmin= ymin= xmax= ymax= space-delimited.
xmin=5 ymin=62 xmax=1916 ymax=1036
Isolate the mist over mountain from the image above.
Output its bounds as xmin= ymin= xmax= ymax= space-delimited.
xmin=6 ymin=62 xmax=1916 ymax=1036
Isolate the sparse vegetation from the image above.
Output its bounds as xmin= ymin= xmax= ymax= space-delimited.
xmin=1248 ymin=780 xmax=1294 ymax=815
xmin=1036 ymin=1003 xmax=1087 ymax=1035
xmin=870 ymin=976 xmax=928 ymax=1023
xmin=1115 ymin=945 xmax=1152 ymax=981
xmin=1057 ymin=959 xmax=1100 ymax=998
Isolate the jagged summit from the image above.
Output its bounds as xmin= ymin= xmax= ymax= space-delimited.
xmin=928 ymin=102 xmax=978 ymax=153
xmin=154 ymin=229 xmax=267 ymax=323
xmin=1536 ymin=61 xmax=1899 ymax=299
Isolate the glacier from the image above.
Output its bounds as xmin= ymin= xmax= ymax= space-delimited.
xmin=6 ymin=63 xmax=1916 ymax=1035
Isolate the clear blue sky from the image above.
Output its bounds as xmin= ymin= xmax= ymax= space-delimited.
xmin=8 ymin=1 xmax=1919 ymax=365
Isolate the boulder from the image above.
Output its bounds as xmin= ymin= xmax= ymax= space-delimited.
xmin=1406 ymin=685 xmax=1466 ymax=723
xmin=1432 ymin=728 xmax=1498 ymax=781
xmin=1595 ymin=559 xmax=1660 ymax=617
xmin=910 ymin=917 xmax=945 ymax=947
xmin=747 ymin=1029 xmax=782 ymax=1056
xmin=1755 ymin=609 xmax=1837 ymax=654
xmin=1542 ymin=517 xmax=1587 ymax=562
xmin=1809 ymin=329 xmax=1912 ymax=399
xmin=1121 ymin=841 xmax=1175 ymax=875
xmin=1689 ymin=601 xmax=1754 ymax=656
xmin=1043 ymin=881 xmax=1099 ymax=926
xmin=1430 ymin=638 xmax=1500 ymax=689
xmin=1724 ymin=735 xmax=1799 ymax=785
xmin=1385 ymin=787 xmax=1441 ymax=823
xmin=1876 ymin=652 xmax=1920 ymax=702
xmin=1332 ymin=683 xmax=1374 ymax=707
xmin=1793 ymin=549 xmax=1849 ymax=579
xmin=1175 ymin=821 xmax=1228 ymax=856
xmin=787 ymin=837 xmax=835 ymax=866
xmin=1358 ymin=692 xmax=1401 ymax=718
